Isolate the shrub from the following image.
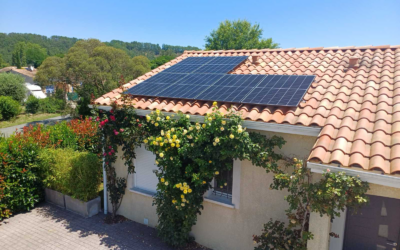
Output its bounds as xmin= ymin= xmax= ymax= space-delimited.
xmin=0 ymin=73 xmax=26 ymax=103
xmin=38 ymin=97 xmax=65 ymax=113
xmin=25 ymin=95 xmax=40 ymax=114
xmin=0 ymin=118 xmax=99 ymax=222
xmin=0 ymin=96 xmax=21 ymax=120
xmin=39 ymin=148 xmax=102 ymax=201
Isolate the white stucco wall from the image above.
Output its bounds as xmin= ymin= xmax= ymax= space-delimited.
xmin=109 ymin=131 xmax=317 ymax=250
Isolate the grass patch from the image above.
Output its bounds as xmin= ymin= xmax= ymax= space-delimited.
xmin=0 ymin=112 xmax=62 ymax=129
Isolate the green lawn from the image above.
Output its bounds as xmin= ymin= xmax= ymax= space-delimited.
xmin=0 ymin=111 xmax=62 ymax=129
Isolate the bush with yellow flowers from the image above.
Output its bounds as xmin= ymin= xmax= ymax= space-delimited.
xmin=143 ymin=103 xmax=285 ymax=246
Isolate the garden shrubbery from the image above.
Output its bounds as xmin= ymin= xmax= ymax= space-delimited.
xmin=0 ymin=96 xmax=21 ymax=120
xmin=0 ymin=118 xmax=99 ymax=222
xmin=39 ymin=148 xmax=102 ymax=201
xmin=26 ymin=95 xmax=65 ymax=114
xmin=0 ymin=73 xmax=26 ymax=103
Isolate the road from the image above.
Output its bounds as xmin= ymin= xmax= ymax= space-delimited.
xmin=0 ymin=115 xmax=71 ymax=137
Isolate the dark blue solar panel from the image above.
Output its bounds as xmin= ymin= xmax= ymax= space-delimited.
xmin=193 ymin=64 xmax=238 ymax=74
xmin=197 ymin=75 xmax=265 ymax=102
xmin=178 ymin=57 xmax=216 ymax=65
xmin=125 ymin=73 xmax=188 ymax=96
xmin=162 ymin=64 xmax=202 ymax=73
xmin=210 ymin=56 xmax=247 ymax=65
xmin=143 ymin=73 xmax=188 ymax=83
xmin=241 ymin=75 xmax=315 ymax=106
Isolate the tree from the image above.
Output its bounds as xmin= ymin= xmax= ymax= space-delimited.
xmin=12 ymin=42 xmax=26 ymax=68
xmin=0 ymin=54 xmax=9 ymax=68
xmin=35 ymin=56 xmax=67 ymax=100
xmin=205 ymin=20 xmax=279 ymax=50
xmin=0 ymin=73 xmax=27 ymax=103
xmin=25 ymin=43 xmax=48 ymax=67
xmin=131 ymin=56 xmax=151 ymax=77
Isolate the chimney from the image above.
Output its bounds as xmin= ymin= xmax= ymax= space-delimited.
xmin=251 ymin=55 xmax=260 ymax=65
xmin=349 ymin=56 xmax=359 ymax=69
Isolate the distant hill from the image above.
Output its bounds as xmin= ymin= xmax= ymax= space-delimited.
xmin=0 ymin=32 xmax=200 ymax=64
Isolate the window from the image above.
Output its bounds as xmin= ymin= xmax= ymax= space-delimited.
xmin=212 ymin=168 xmax=233 ymax=200
xmin=206 ymin=159 xmax=240 ymax=207
xmin=132 ymin=145 xmax=158 ymax=194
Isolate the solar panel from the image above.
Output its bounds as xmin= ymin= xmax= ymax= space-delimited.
xmin=197 ymin=75 xmax=266 ymax=102
xmin=125 ymin=56 xmax=315 ymax=108
xmin=158 ymin=74 xmax=224 ymax=99
xmin=241 ymin=75 xmax=315 ymax=106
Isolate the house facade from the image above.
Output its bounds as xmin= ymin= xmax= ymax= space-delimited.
xmin=95 ymin=45 xmax=400 ymax=250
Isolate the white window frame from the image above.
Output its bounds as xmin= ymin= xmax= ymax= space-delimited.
xmin=128 ymin=145 xmax=158 ymax=197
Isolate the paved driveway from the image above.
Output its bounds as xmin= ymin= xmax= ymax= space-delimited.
xmin=0 ymin=203 xmax=207 ymax=250
xmin=0 ymin=115 xmax=71 ymax=137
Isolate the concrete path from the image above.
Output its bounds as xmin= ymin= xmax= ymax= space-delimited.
xmin=0 ymin=203 xmax=207 ymax=250
xmin=0 ymin=115 xmax=71 ymax=137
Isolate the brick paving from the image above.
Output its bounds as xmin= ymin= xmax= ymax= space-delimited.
xmin=0 ymin=203 xmax=205 ymax=250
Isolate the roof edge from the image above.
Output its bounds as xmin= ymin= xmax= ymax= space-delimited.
xmin=308 ymin=162 xmax=400 ymax=188
xmin=184 ymin=44 xmax=400 ymax=54
xmin=90 ymin=105 xmax=321 ymax=137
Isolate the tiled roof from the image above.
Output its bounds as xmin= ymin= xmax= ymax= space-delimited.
xmin=0 ymin=66 xmax=37 ymax=78
xmin=94 ymin=45 xmax=400 ymax=175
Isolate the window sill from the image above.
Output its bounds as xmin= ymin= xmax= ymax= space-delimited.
xmin=129 ymin=187 xmax=156 ymax=198
xmin=204 ymin=195 xmax=235 ymax=209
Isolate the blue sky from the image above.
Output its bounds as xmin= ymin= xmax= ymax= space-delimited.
xmin=0 ymin=0 xmax=399 ymax=49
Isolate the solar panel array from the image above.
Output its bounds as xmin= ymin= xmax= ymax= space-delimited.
xmin=125 ymin=56 xmax=315 ymax=107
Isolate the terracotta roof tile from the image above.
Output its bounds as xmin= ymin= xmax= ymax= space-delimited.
xmin=95 ymin=45 xmax=400 ymax=175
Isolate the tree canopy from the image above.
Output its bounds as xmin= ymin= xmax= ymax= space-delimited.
xmin=25 ymin=43 xmax=48 ymax=67
xmin=12 ymin=42 xmax=26 ymax=69
xmin=0 ymin=73 xmax=27 ymax=103
xmin=205 ymin=20 xmax=279 ymax=50
xmin=35 ymin=39 xmax=152 ymax=101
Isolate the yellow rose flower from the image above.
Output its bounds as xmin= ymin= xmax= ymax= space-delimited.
xmin=189 ymin=126 xmax=194 ymax=131
xmin=229 ymin=134 xmax=234 ymax=139
xmin=164 ymin=139 xmax=168 ymax=143
xmin=184 ymin=190 xmax=187 ymax=194
xmin=144 ymin=139 xmax=148 ymax=144
xmin=181 ymin=203 xmax=185 ymax=207
xmin=215 ymin=171 xmax=219 ymax=175
xmin=220 ymin=127 xmax=224 ymax=131
xmin=222 ymin=120 xmax=226 ymax=125
xmin=159 ymin=153 xmax=164 ymax=158
xmin=180 ymin=186 xmax=184 ymax=191
xmin=155 ymin=123 xmax=159 ymax=127
xmin=238 ymin=128 xmax=243 ymax=133
xmin=182 ymin=198 xmax=186 ymax=202
xmin=183 ymin=129 xmax=187 ymax=134
xmin=176 ymin=144 xmax=180 ymax=148
xmin=166 ymin=116 xmax=170 ymax=120
xmin=165 ymin=181 xmax=169 ymax=185
xmin=213 ymin=142 xmax=217 ymax=146
xmin=196 ymin=126 xmax=200 ymax=130
xmin=172 ymin=135 xmax=177 ymax=139
xmin=156 ymin=117 xmax=161 ymax=121
xmin=213 ymin=101 xmax=217 ymax=106
xmin=159 ymin=142 xmax=164 ymax=146
xmin=171 ymin=143 xmax=175 ymax=147
xmin=215 ymin=138 xmax=220 ymax=143
xmin=209 ymin=160 xmax=212 ymax=163
xmin=202 ymin=181 xmax=206 ymax=184
xmin=156 ymin=110 xmax=160 ymax=114
xmin=161 ymin=178 xmax=165 ymax=182
xmin=169 ymin=139 xmax=173 ymax=143
xmin=171 ymin=128 xmax=175 ymax=132
xmin=186 ymin=115 xmax=190 ymax=119
xmin=181 ymin=195 xmax=184 ymax=199
xmin=202 ymin=124 xmax=206 ymax=128
xmin=207 ymin=117 xmax=212 ymax=121
xmin=188 ymin=189 xmax=192 ymax=193
xmin=224 ymin=182 xmax=227 ymax=186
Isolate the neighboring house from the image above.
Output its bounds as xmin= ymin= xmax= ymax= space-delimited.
xmin=94 ymin=45 xmax=400 ymax=250
xmin=25 ymin=83 xmax=47 ymax=100
xmin=0 ymin=66 xmax=37 ymax=84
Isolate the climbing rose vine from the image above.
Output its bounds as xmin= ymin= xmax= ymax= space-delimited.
xmin=143 ymin=103 xmax=285 ymax=246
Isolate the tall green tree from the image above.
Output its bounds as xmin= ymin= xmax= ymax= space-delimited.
xmin=205 ymin=20 xmax=279 ymax=50
xmin=0 ymin=54 xmax=9 ymax=68
xmin=25 ymin=43 xmax=48 ymax=67
xmin=12 ymin=42 xmax=26 ymax=68
xmin=35 ymin=56 xmax=67 ymax=100
xmin=0 ymin=73 xmax=27 ymax=103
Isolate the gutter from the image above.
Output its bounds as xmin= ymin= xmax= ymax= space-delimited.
xmin=307 ymin=162 xmax=400 ymax=189
xmin=89 ymin=105 xmax=321 ymax=137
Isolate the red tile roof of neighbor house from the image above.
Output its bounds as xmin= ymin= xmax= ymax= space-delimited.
xmin=94 ymin=45 xmax=400 ymax=175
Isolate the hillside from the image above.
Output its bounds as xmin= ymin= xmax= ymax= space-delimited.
xmin=0 ymin=32 xmax=200 ymax=64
